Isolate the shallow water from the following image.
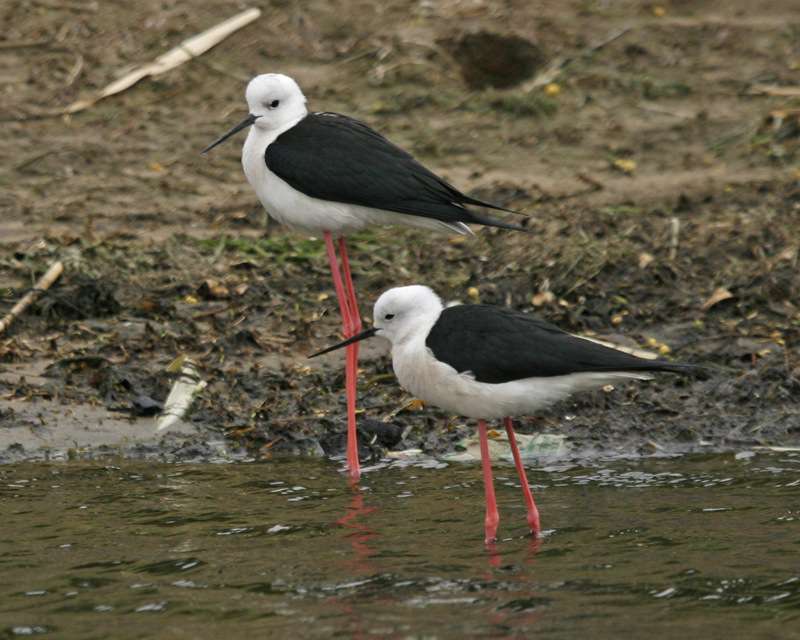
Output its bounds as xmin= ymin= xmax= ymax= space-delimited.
xmin=1 ymin=452 xmax=799 ymax=638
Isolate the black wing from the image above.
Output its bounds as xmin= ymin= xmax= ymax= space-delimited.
xmin=265 ymin=112 xmax=524 ymax=231
xmin=426 ymin=305 xmax=694 ymax=384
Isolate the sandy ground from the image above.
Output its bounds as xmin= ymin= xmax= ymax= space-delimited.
xmin=1 ymin=0 xmax=799 ymax=463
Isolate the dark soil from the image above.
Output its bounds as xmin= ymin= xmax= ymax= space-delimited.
xmin=1 ymin=0 xmax=799 ymax=463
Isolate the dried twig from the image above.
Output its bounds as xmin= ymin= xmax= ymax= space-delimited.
xmin=522 ymin=27 xmax=632 ymax=93
xmin=585 ymin=27 xmax=633 ymax=56
xmin=30 ymin=0 xmax=97 ymax=12
xmin=188 ymin=55 xmax=251 ymax=83
xmin=639 ymin=102 xmax=694 ymax=119
xmin=64 ymin=52 xmax=84 ymax=87
xmin=0 ymin=261 xmax=64 ymax=336
xmin=192 ymin=304 xmax=233 ymax=320
xmin=668 ymin=216 xmax=680 ymax=260
xmin=577 ymin=173 xmax=605 ymax=191
xmin=749 ymin=84 xmax=800 ymax=98
xmin=64 ymin=7 xmax=261 ymax=114
xmin=562 ymin=259 xmax=607 ymax=297
xmin=14 ymin=151 xmax=53 ymax=172
xmin=0 ymin=39 xmax=51 ymax=50
xmin=333 ymin=47 xmax=382 ymax=67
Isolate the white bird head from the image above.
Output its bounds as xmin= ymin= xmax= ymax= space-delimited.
xmin=372 ymin=285 xmax=444 ymax=344
xmin=309 ymin=285 xmax=444 ymax=358
xmin=201 ymin=73 xmax=308 ymax=153
xmin=245 ymin=73 xmax=307 ymax=130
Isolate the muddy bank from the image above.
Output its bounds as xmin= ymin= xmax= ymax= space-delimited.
xmin=1 ymin=1 xmax=799 ymax=463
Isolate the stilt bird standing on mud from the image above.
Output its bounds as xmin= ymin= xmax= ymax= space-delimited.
xmin=202 ymin=74 xmax=525 ymax=481
xmin=311 ymin=285 xmax=696 ymax=542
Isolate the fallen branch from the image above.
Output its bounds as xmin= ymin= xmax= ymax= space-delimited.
xmin=0 ymin=261 xmax=64 ymax=336
xmin=64 ymin=7 xmax=261 ymax=114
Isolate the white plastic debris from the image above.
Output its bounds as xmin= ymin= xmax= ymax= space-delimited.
xmin=385 ymin=448 xmax=424 ymax=459
xmin=444 ymin=431 xmax=568 ymax=462
xmin=156 ymin=356 xmax=208 ymax=432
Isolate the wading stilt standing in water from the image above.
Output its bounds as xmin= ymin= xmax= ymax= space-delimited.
xmin=311 ymin=285 xmax=696 ymax=542
xmin=202 ymin=74 xmax=525 ymax=480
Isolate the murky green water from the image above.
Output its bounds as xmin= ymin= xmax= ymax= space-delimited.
xmin=2 ymin=453 xmax=799 ymax=638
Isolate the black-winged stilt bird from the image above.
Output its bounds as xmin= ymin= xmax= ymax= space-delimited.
xmin=202 ymin=74 xmax=525 ymax=481
xmin=310 ymin=285 xmax=696 ymax=543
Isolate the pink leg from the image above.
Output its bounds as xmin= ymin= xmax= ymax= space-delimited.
xmin=337 ymin=238 xmax=362 ymax=480
xmin=504 ymin=417 xmax=541 ymax=536
xmin=323 ymin=232 xmax=360 ymax=481
xmin=337 ymin=237 xmax=362 ymax=482
xmin=478 ymin=420 xmax=499 ymax=544
xmin=337 ymin=237 xmax=362 ymax=334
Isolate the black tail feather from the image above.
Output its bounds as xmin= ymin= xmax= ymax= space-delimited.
xmin=459 ymin=193 xmax=527 ymax=217
xmin=461 ymin=209 xmax=530 ymax=233
xmin=623 ymin=361 xmax=700 ymax=375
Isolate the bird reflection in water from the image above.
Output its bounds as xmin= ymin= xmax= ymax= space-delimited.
xmin=336 ymin=484 xmax=378 ymax=575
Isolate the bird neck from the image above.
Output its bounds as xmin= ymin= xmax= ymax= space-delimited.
xmin=390 ymin=309 xmax=442 ymax=351
xmin=249 ymin=112 xmax=308 ymax=148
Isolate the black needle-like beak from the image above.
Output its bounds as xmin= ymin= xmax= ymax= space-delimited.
xmin=308 ymin=327 xmax=379 ymax=358
xmin=201 ymin=113 xmax=259 ymax=154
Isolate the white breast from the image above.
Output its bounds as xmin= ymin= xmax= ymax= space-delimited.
xmin=241 ymin=124 xmax=469 ymax=236
xmin=391 ymin=337 xmax=653 ymax=420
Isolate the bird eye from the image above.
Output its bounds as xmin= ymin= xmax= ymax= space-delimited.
xmin=384 ymin=313 xmax=395 ymax=320
xmin=269 ymin=99 xmax=280 ymax=108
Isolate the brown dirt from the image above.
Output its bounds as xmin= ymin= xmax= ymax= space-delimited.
xmin=1 ymin=0 xmax=799 ymax=463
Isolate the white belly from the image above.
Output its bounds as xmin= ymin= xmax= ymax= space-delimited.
xmin=241 ymin=125 xmax=468 ymax=235
xmin=392 ymin=337 xmax=653 ymax=421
